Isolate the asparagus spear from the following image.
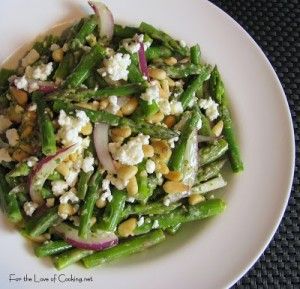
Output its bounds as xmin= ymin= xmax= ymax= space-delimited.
xmin=163 ymin=63 xmax=204 ymax=79
xmin=33 ymin=93 xmax=57 ymax=156
xmin=199 ymin=139 xmax=228 ymax=166
xmin=196 ymin=159 xmax=227 ymax=183
xmin=54 ymin=248 xmax=93 ymax=270
xmin=199 ymin=111 xmax=213 ymax=136
xmin=139 ymin=22 xmax=189 ymax=56
xmin=82 ymin=229 xmax=166 ymax=268
xmin=190 ymin=44 xmax=201 ymax=65
xmin=169 ymin=108 xmax=201 ymax=171
xmin=79 ymin=170 xmax=102 ymax=239
xmin=48 ymin=83 xmax=147 ymax=102
xmin=53 ymin=100 xmax=178 ymax=139
xmin=114 ymin=24 xmax=139 ymax=39
xmin=145 ymin=46 xmax=172 ymax=61
xmin=95 ymin=189 xmax=126 ymax=232
xmin=179 ymin=65 xmax=211 ymax=109
xmin=54 ymin=53 xmax=76 ymax=81
xmin=35 ymin=240 xmax=72 ymax=257
xmin=134 ymin=199 xmax=225 ymax=235
xmin=63 ymin=44 xmax=106 ymax=88
xmin=0 ymin=68 xmax=15 ymax=88
xmin=209 ymin=66 xmax=243 ymax=172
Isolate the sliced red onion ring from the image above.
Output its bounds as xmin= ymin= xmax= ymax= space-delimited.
xmin=93 ymin=122 xmax=116 ymax=174
xmin=37 ymin=81 xmax=58 ymax=94
xmin=138 ymin=42 xmax=149 ymax=79
xmin=88 ymin=1 xmax=114 ymax=41
xmin=28 ymin=144 xmax=80 ymax=205
xmin=54 ymin=223 xmax=118 ymax=251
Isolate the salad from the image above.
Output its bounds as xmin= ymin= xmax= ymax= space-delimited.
xmin=0 ymin=1 xmax=243 ymax=270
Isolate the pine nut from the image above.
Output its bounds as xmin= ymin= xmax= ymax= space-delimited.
xmin=56 ymin=161 xmax=71 ymax=177
xmin=90 ymin=216 xmax=97 ymax=226
xmin=163 ymin=181 xmax=189 ymax=194
xmin=68 ymin=152 xmax=78 ymax=162
xmin=146 ymin=111 xmax=164 ymax=124
xmin=58 ymin=203 xmax=75 ymax=217
xmin=81 ymin=122 xmax=93 ymax=135
xmin=188 ymin=194 xmax=205 ymax=205
xmin=152 ymin=140 xmax=172 ymax=161
xmin=179 ymin=57 xmax=189 ymax=64
xmin=163 ymin=115 xmax=176 ymax=128
xmin=19 ymin=143 xmax=34 ymax=154
xmin=10 ymin=87 xmax=28 ymax=106
xmin=155 ymin=160 xmax=170 ymax=175
xmin=110 ymin=135 xmax=124 ymax=143
xmin=77 ymin=102 xmax=96 ymax=110
xmin=46 ymin=198 xmax=55 ymax=208
xmin=21 ymin=126 xmax=33 ymax=139
xmin=52 ymin=48 xmax=64 ymax=62
xmin=111 ymin=127 xmax=132 ymax=138
xmin=12 ymin=149 xmax=29 ymax=162
xmin=165 ymin=171 xmax=183 ymax=182
xmin=166 ymin=77 xmax=175 ymax=87
xmin=126 ymin=176 xmax=138 ymax=197
xmin=118 ymin=218 xmax=137 ymax=237
xmin=164 ymin=57 xmax=177 ymax=66
xmin=121 ymin=98 xmax=138 ymax=115
xmin=148 ymin=68 xmax=167 ymax=80
xmin=98 ymin=99 xmax=109 ymax=110
xmin=212 ymin=120 xmax=224 ymax=137
xmin=118 ymin=165 xmax=138 ymax=181
xmin=142 ymin=144 xmax=154 ymax=158
xmin=160 ymin=79 xmax=170 ymax=99
xmin=96 ymin=198 xmax=107 ymax=208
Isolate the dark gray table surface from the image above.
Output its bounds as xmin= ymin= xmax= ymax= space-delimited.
xmin=209 ymin=0 xmax=299 ymax=288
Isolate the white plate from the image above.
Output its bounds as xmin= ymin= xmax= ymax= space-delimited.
xmin=0 ymin=0 xmax=295 ymax=288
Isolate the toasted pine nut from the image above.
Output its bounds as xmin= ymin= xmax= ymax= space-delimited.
xmin=212 ymin=120 xmax=224 ymax=137
xmin=165 ymin=171 xmax=183 ymax=182
xmin=58 ymin=203 xmax=75 ymax=217
xmin=77 ymin=102 xmax=96 ymax=110
xmin=96 ymin=198 xmax=107 ymax=208
xmin=121 ymin=98 xmax=138 ymax=116
xmin=188 ymin=194 xmax=205 ymax=205
xmin=166 ymin=77 xmax=175 ymax=87
xmin=98 ymin=99 xmax=109 ymax=110
xmin=126 ymin=176 xmax=138 ymax=197
xmin=151 ymin=140 xmax=172 ymax=162
xmin=160 ymin=79 xmax=170 ymax=99
xmin=12 ymin=149 xmax=29 ymax=162
xmin=118 ymin=218 xmax=137 ymax=237
xmin=52 ymin=48 xmax=64 ymax=62
xmin=19 ymin=143 xmax=34 ymax=154
xmin=179 ymin=57 xmax=189 ymax=64
xmin=110 ymin=135 xmax=124 ymax=143
xmin=163 ymin=115 xmax=176 ymax=128
xmin=10 ymin=87 xmax=28 ymax=106
xmin=7 ymin=106 xmax=23 ymax=123
xmin=163 ymin=181 xmax=189 ymax=194
xmin=21 ymin=126 xmax=33 ymax=139
xmin=56 ymin=161 xmax=71 ymax=177
xmin=90 ymin=216 xmax=97 ymax=226
xmin=148 ymin=68 xmax=167 ymax=80
xmin=68 ymin=153 xmax=78 ymax=162
xmin=115 ymin=110 xmax=123 ymax=117
xmin=46 ymin=198 xmax=55 ymax=208
xmin=118 ymin=165 xmax=138 ymax=181
xmin=146 ymin=111 xmax=164 ymax=124
xmin=164 ymin=57 xmax=177 ymax=66
xmin=81 ymin=122 xmax=93 ymax=135
xmin=155 ymin=160 xmax=169 ymax=175
xmin=111 ymin=127 xmax=131 ymax=138
xmin=142 ymin=144 xmax=154 ymax=158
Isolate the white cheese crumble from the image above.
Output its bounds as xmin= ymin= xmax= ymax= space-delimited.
xmin=58 ymin=211 xmax=68 ymax=220
xmin=199 ymin=97 xmax=219 ymax=121
xmin=81 ymin=156 xmax=94 ymax=173
xmin=106 ymin=95 xmax=120 ymax=115
xmin=123 ymin=39 xmax=141 ymax=54
xmin=163 ymin=198 xmax=171 ymax=207
xmin=21 ymin=49 xmax=40 ymax=67
xmin=0 ymin=148 xmax=12 ymax=163
xmin=65 ymin=169 xmax=79 ymax=187
xmin=26 ymin=156 xmax=38 ymax=167
xmin=6 ymin=128 xmax=19 ymax=146
xmin=59 ymin=188 xmax=79 ymax=204
xmin=179 ymin=40 xmax=187 ymax=47
xmin=32 ymin=62 xmax=53 ymax=81
xmin=0 ymin=115 xmax=12 ymax=133
xmin=57 ymin=110 xmax=90 ymax=147
xmin=168 ymin=136 xmax=179 ymax=149
xmin=104 ymin=53 xmax=131 ymax=81
xmin=158 ymin=99 xmax=171 ymax=115
xmin=137 ymin=216 xmax=145 ymax=227
xmin=152 ymin=220 xmax=159 ymax=229
xmin=51 ymin=180 xmax=69 ymax=196
xmin=14 ymin=76 xmax=28 ymax=90
xmin=100 ymin=178 xmax=113 ymax=202
xmin=109 ymin=134 xmax=150 ymax=165
xmin=145 ymin=159 xmax=156 ymax=174
xmin=23 ymin=201 xmax=39 ymax=216
xmin=140 ymin=83 xmax=160 ymax=104
xmin=170 ymin=100 xmax=183 ymax=116
xmin=28 ymin=103 xmax=37 ymax=111
xmin=50 ymin=43 xmax=60 ymax=51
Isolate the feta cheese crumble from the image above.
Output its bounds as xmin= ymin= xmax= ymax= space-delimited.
xmin=170 ymin=100 xmax=183 ymax=116
xmin=0 ymin=115 xmax=12 ymax=133
xmin=0 ymin=148 xmax=12 ymax=163
xmin=104 ymin=53 xmax=131 ymax=81
xmin=81 ymin=156 xmax=94 ymax=173
xmin=179 ymin=40 xmax=187 ymax=47
xmin=140 ymin=83 xmax=160 ymax=104
xmin=137 ymin=216 xmax=145 ymax=227
xmin=32 ymin=62 xmax=53 ymax=81
xmin=23 ymin=201 xmax=39 ymax=216
xmin=6 ymin=128 xmax=19 ymax=146
xmin=109 ymin=134 xmax=150 ymax=165
xmin=51 ymin=180 xmax=69 ymax=196
xmin=101 ymin=178 xmax=113 ymax=202
xmin=152 ymin=220 xmax=159 ymax=229
xmin=145 ymin=159 xmax=156 ymax=174
xmin=106 ymin=95 xmax=120 ymax=114
xmin=27 ymin=156 xmax=38 ymax=167
xmin=14 ymin=76 xmax=28 ymax=90
xmin=199 ymin=97 xmax=219 ymax=121
xmin=50 ymin=43 xmax=60 ymax=51
xmin=168 ymin=136 xmax=179 ymax=149
xmin=59 ymin=188 xmax=79 ymax=204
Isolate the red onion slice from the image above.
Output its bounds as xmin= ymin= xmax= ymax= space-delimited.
xmin=93 ymin=122 xmax=116 ymax=174
xmin=138 ymin=42 xmax=149 ymax=79
xmin=28 ymin=144 xmax=80 ymax=205
xmin=88 ymin=1 xmax=114 ymax=41
xmin=38 ymin=81 xmax=58 ymax=94
xmin=54 ymin=223 xmax=118 ymax=251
